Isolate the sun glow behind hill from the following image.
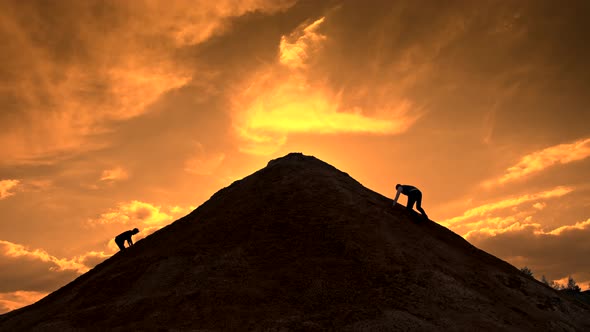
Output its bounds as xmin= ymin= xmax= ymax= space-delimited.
xmin=231 ymin=17 xmax=418 ymax=155
xmin=1 ymin=153 xmax=589 ymax=330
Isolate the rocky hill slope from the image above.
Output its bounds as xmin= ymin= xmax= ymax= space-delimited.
xmin=1 ymin=153 xmax=589 ymax=331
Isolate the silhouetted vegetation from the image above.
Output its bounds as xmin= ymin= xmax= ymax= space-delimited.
xmin=520 ymin=266 xmax=533 ymax=277
xmin=522 ymin=268 xmax=584 ymax=292
xmin=567 ymin=276 xmax=581 ymax=292
xmin=549 ymin=276 xmax=582 ymax=292
xmin=550 ymin=280 xmax=565 ymax=290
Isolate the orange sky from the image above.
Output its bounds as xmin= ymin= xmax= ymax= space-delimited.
xmin=1 ymin=0 xmax=589 ymax=313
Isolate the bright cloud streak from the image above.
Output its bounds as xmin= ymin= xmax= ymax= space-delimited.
xmin=496 ymin=137 xmax=590 ymax=184
xmin=279 ymin=17 xmax=326 ymax=69
xmin=185 ymin=153 xmax=226 ymax=175
xmin=464 ymin=217 xmax=590 ymax=242
xmin=442 ymin=186 xmax=574 ymax=225
xmin=89 ymin=201 xmax=175 ymax=226
xmin=0 ymin=180 xmax=19 ymax=199
xmin=100 ymin=167 xmax=129 ymax=182
xmin=233 ymin=17 xmax=418 ymax=155
xmin=0 ymin=240 xmax=89 ymax=274
xmin=546 ymin=218 xmax=590 ymax=235
xmin=89 ymin=201 xmax=193 ymax=230
xmin=463 ymin=218 xmax=541 ymax=240
xmin=0 ymin=291 xmax=47 ymax=314
xmin=89 ymin=201 xmax=194 ymax=253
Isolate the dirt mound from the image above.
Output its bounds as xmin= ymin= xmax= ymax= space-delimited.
xmin=1 ymin=153 xmax=589 ymax=331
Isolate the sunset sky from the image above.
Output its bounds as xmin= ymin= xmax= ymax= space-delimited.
xmin=1 ymin=0 xmax=589 ymax=313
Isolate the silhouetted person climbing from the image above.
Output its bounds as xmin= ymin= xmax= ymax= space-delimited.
xmin=393 ymin=184 xmax=428 ymax=220
xmin=115 ymin=228 xmax=139 ymax=251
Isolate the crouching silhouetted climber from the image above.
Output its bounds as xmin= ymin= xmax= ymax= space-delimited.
xmin=115 ymin=228 xmax=139 ymax=251
xmin=393 ymin=184 xmax=429 ymax=220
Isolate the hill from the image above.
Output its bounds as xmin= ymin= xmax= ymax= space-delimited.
xmin=562 ymin=289 xmax=590 ymax=307
xmin=1 ymin=153 xmax=589 ymax=331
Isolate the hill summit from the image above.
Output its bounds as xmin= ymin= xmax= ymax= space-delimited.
xmin=1 ymin=153 xmax=589 ymax=330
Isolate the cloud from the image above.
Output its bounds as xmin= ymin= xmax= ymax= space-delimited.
xmin=152 ymin=0 xmax=297 ymax=47
xmin=545 ymin=218 xmax=590 ymax=236
xmin=442 ymin=186 xmax=574 ymax=225
xmin=24 ymin=180 xmax=53 ymax=192
xmin=0 ymin=240 xmax=99 ymax=300
xmin=90 ymin=201 xmax=195 ymax=253
xmin=0 ymin=240 xmax=88 ymax=274
xmin=0 ymin=0 xmax=295 ymax=165
xmin=1 ymin=240 xmax=113 ymax=276
xmin=0 ymin=180 xmax=19 ymax=199
xmin=0 ymin=27 xmax=190 ymax=163
xmin=463 ymin=216 xmax=540 ymax=241
xmin=494 ymin=137 xmax=590 ymax=184
xmin=0 ymin=291 xmax=47 ymax=314
xmin=279 ymin=17 xmax=327 ymax=69
xmin=469 ymin=218 xmax=590 ymax=287
xmin=0 ymin=240 xmax=113 ymax=313
xmin=185 ymin=154 xmax=226 ymax=176
xmin=100 ymin=167 xmax=129 ymax=182
xmin=1 ymin=187 xmax=169 ymax=309
xmin=89 ymin=200 xmax=193 ymax=233
xmin=232 ymin=17 xmax=418 ymax=155
xmin=89 ymin=201 xmax=174 ymax=226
